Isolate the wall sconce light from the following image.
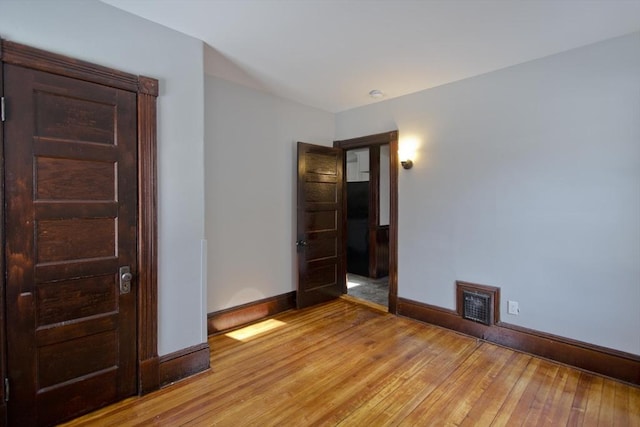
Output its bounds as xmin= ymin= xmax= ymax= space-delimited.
xmin=399 ymin=136 xmax=419 ymax=170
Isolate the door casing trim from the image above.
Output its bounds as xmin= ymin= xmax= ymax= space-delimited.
xmin=0 ymin=39 xmax=160 ymax=406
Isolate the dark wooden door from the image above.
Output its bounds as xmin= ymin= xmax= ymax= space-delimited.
xmin=296 ymin=142 xmax=345 ymax=308
xmin=4 ymin=64 xmax=138 ymax=426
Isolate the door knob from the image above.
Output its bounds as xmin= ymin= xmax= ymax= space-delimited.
xmin=119 ymin=266 xmax=132 ymax=294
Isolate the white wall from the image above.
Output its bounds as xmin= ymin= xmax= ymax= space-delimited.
xmin=336 ymin=32 xmax=640 ymax=355
xmin=346 ymin=148 xmax=370 ymax=182
xmin=204 ymin=75 xmax=334 ymax=312
xmin=0 ymin=0 xmax=207 ymax=355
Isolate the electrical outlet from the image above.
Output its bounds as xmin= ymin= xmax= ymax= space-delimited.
xmin=508 ymin=300 xmax=519 ymax=315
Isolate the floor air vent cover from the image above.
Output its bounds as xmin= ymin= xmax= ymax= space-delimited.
xmin=462 ymin=290 xmax=492 ymax=325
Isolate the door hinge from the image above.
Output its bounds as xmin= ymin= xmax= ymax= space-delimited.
xmin=1 ymin=97 xmax=5 ymax=122
xmin=4 ymin=378 xmax=8 ymax=402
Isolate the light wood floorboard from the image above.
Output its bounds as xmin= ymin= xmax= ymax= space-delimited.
xmin=63 ymin=298 xmax=640 ymax=426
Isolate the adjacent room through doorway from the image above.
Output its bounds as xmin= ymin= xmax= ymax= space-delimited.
xmin=345 ymin=145 xmax=390 ymax=308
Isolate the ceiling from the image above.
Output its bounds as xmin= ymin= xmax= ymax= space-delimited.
xmin=101 ymin=0 xmax=640 ymax=113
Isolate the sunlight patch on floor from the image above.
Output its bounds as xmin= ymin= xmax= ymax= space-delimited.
xmin=347 ymin=280 xmax=362 ymax=289
xmin=225 ymin=319 xmax=287 ymax=342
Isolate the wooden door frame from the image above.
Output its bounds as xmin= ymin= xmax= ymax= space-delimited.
xmin=0 ymin=43 xmax=5 ymax=423
xmin=334 ymin=131 xmax=399 ymax=314
xmin=0 ymin=40 xmax=160 ymax=415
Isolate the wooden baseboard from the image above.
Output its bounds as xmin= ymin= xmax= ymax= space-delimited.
xmin=158 ymin=343 xmax=210 ymax=388
xmin=397 ymin=297 xmax=640 ymax=386
xmin=207 ymin=291 xmax=296 ymax=335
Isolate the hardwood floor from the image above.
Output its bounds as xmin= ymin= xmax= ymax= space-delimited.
xmin=63 ymin=298 xmax=640 ymax=426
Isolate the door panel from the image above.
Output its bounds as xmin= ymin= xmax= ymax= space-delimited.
xmin=4 ymin=64 xmax=137 ymax=426
xmin=36 ymin=156 xmax=116 ymax=200
xmin=296 ymin=142 xmax=345 ymax=308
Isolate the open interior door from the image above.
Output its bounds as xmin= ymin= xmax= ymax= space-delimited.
xmin=296 ymin=142 xmax=345 ymax=309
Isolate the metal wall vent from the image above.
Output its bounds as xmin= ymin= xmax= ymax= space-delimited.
xmin=456 ymin=281 xmax=500 ymax=326
xmin=462 ymin=290 xmax=491 ymax=325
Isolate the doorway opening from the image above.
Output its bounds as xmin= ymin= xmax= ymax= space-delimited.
xmin=334 ymin=131 xmax=398 ymax=313
xmin=345 ymin=146 xmax=390 ymax=307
